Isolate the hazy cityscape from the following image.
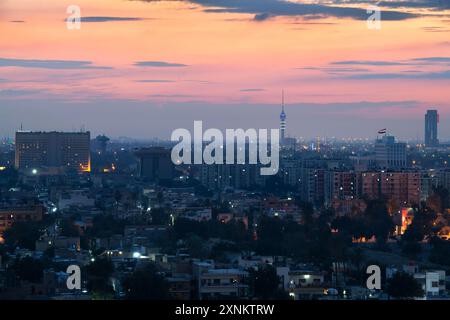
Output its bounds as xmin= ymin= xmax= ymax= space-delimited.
xmin=0 ymin=105 xmax=448 ymax=301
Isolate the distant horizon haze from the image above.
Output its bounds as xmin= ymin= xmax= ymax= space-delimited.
xmin=0 ymin=99 xmax=448 ymax=142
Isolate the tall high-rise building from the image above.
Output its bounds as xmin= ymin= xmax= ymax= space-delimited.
xmin=280 ymin=90 xmax=286 ymax=144
xmin=299 ymin=167 xmax=325 ymax=205
xmin=92 ymin=134 xmax=110 ymax=154
xmin=375 ymin=135 xmax=406 ymax=169
xmin=324 ymin=170 xmax=358 ymax=205
xmin=15 ymin=131 xmax=90 ymax=173
xmin=135 ymin=147 xmax=174 ymax=181
xmin=425 ymin=109 xmax=439 ymax=147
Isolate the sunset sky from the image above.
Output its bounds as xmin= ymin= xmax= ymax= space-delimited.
xmin=0 ymin=0 xmax=449 ymax=140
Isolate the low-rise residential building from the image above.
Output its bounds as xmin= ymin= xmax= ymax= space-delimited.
xmin=0 ymin=204 xmax=44 ymax=233
xmin=192 ymin=261 xmax=248 ymax=299
xmin=167 ymin=273 xmax=192 ymax=300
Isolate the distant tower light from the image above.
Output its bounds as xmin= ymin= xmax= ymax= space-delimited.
xmin=280 ymin=90 xmax=286 ymax=143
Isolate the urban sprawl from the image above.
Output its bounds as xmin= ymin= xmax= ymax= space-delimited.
xmin=0 ymin=109 xmax=448 ymax=300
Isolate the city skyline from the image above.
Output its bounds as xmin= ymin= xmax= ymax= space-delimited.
xmin=0 ymin=0 xmax=449 ymax=140
xmin=1 ymin=107 xmax=447 ymax=143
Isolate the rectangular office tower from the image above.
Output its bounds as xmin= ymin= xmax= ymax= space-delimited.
xmin=425 ymin=110 xmax=439 ymax=147
xmin=375 ymin=135 xmax=406 ymax=169
xmin=135 ymin=147 xmax=174 ymax=181
xmin=15 ymin=131 xmax=91 ymax=173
